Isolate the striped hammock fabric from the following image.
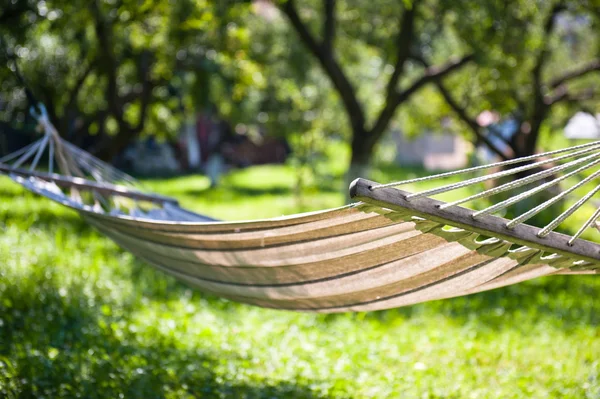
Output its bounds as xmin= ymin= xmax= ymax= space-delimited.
xmin=1 ymin=109 xmax=598 ymax=312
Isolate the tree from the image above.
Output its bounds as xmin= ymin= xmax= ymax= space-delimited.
xmin=275 ymin=0 xmax=473 ymax=182
xmin=430 ymin=0 xmax=600 ymax=159
xmin=231 ymin=2 xmax=349 ymax=192
xmin=0 ymin=0 xmax=258 ymax=160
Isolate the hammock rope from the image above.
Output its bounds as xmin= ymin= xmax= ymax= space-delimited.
xmin=0 ymin=105 xmax=598 ymax=313
xmin=0 ymin=139 xmax=41 ymax=164
xmin=368 ymin=142 xmax=600 ymax=243
xmin=468 ymin=157 xmax=600 ymax=217
xmin=405 ymin=146 xmax=600 ymax=200
xmin=370 ymin=140 xmax=600 ymax=189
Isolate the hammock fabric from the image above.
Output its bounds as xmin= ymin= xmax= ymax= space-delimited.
xmin=1 ymin=110 xmax=598 ymax=312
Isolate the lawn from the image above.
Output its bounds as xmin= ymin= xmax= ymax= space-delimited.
xmin=1 ymin=159 xmax=599 ymax=398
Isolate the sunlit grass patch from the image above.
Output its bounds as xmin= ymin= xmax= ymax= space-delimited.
xmin=0 ymin=165 xmax=599 ymax=398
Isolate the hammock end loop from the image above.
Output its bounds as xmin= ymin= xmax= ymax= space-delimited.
xmin=29 ymin=102 xmax=48 ymax=122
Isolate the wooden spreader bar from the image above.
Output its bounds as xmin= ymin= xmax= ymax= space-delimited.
xmin=350 ymin=178 xmax=600 ymax=264
xmin=0 ymin=164 xmax=178 ymax=206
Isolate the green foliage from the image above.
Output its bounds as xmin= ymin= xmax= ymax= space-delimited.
xmin=1 ymin=164 xmax=600 ymax=398
xmin=432 ymin=0 xmax=600 ymax=152
xmin=3 ymin=0 xmax=599 ymax=167
xmin=0 ymin=0 xmax=261 ymax=155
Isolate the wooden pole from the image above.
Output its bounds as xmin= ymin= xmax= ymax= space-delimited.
xmin=0 ymin=164 xmax=178 ymax=206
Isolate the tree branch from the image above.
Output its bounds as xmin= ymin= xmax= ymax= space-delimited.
xmin=385 ymin=3 xmax=418 ymax=97
xmin=435 ymin=81 xmax=511 ymax=160
xmin=547 ymin=86 xmax=598 ymax=105
xmin=532 ymin=2 xmax=565 ymax=90
xmin=362 ymin=3 xmax=418 ymax=147
xmin=369 ymin=54 xmax=473 ymax=140
xmin=64 ymin=62 xmax=94 ymax=113
xmin=526 ymin=2 xmax=565 ymax=154
xmin=411 ymin=52 xmax=509 ymax=159
xmin=401 ymin=54 xmax=473 ymax=99
xmin=281 ymin=0 xmax=323 ymax=65
xmin=280 ymin=0 xmax=366 ymax=133
xmin=91 ymin=0 xmax=125 ymax=125
xmin=0 ymin=3 xmax=33 ymax=25
xmin=323 ymin=0 xmax=335 ymax=52
xmin=133 ymin=51 xmax=157 ymax=132
xmin=548 ymin=59 xmax=600 ymax=89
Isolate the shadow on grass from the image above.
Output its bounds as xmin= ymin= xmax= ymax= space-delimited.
xmin=127 ymin=242 xmax=600 ymax=334
xmin=5 ymin=200 xmax=598 ymax=337
xmin=118 ymin=232 xmax=600 ymax=333
xmin=127 ymin=257 xmax=248 ymax=316
xmin=0 ymin=207 xmax=90 ymax=233
xmin=181 ymin=184 xmax=295 ymax=198
xmin=0 ymin=266 xmax=326 ymax=399
xmin=350 ymin=274 xmax=600 ymax=331
xmin=0 ymin=188 xmax=24 ymax=200
xmin=4 ymin=172 xmax=598 ymax=340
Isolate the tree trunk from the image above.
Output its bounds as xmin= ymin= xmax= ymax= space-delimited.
xmin=93 ymin=129 xmax=137 ymax=162
xmin=510 ymin=118 xmax=543 ymax=159
xmin=345 ymin=131 xmax=374 ymax=203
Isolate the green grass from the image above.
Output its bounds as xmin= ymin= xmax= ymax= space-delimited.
xmin=1 ymin=163 xmax=600 ymax=398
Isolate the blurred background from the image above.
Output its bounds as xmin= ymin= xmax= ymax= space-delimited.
xmin=1 ymin=0 xmax=599 ymax=189
xmin=1 ymin=1 xmax=600 ymax=398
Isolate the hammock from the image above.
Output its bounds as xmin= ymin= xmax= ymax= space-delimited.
xmin=1 ymin=107 xmax=598 ymax=312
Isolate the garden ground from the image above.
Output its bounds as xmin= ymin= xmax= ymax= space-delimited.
xmin=1 ymin=152 xmax=599 ymax=398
